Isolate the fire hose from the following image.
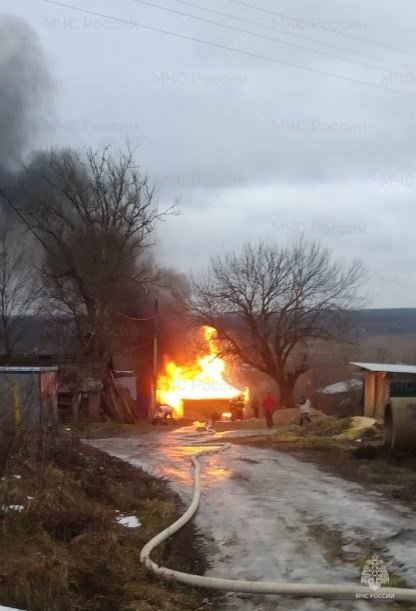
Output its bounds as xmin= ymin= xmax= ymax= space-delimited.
xmin=140 ymin=438 xmax=416 ymax=602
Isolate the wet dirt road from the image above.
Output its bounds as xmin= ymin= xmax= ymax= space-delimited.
xmin=90 ymin=428 xmax=416 ymax=610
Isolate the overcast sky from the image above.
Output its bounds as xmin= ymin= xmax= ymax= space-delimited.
xmin=3 ymin=0 xmax=416 ymax=307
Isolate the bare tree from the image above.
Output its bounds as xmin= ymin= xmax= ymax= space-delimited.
xmin=190 ymin=239 xmax=365 ymax=407
xmin=23 ymin=146 xmax=176 ymax=357
xmin=0 ymin=229 xmax=37 ymax=357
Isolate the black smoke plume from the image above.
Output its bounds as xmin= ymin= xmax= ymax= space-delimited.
xmin=0 ymin=14 xmax=53 ymax=225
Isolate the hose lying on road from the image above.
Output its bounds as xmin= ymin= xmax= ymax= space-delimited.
xmin=140 ymin=439 xmax=416 ymax=601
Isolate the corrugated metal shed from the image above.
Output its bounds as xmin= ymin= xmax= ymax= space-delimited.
xmin=0 ymin=366 xmax=58 ymax=430
xmin=0 ymin=367 xmax=58 ymax=373
xmin=351 ymin=362 xmax=416 ymax=375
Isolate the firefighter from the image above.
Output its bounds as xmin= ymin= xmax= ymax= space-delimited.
xmin=251 ymin=396 xmax=260 ymax=419
xmin=228 ymin=397 xmax=237 ymax=421
xmin=262 ymin=391 xmax=277 ymax=428
xmin=235 ymin=394 xmax=245 ymax=420
xmin=153 ymin=404 xmax=175 ymax=425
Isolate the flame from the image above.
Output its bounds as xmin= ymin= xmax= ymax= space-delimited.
xmin=157 ymin=326 xmax=245 ymax=416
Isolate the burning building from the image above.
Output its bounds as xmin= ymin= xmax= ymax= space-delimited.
xmin=157 ymin=326 xmax=248 ymax=420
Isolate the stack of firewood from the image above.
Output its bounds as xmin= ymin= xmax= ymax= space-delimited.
xmin=100 ymin=371 xmax=139 ymax=423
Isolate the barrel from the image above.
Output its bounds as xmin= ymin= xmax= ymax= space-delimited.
xmin=384 ymin=402 xmax=416 ymax=453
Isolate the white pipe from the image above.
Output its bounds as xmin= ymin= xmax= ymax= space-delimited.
xmin=140 ymin=442 xmax=416 ymax=602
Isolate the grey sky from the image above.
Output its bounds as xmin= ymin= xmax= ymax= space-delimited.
xmin=2 ymin=0 xmax=416 ymax=307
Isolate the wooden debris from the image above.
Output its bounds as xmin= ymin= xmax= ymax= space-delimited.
xmin=100 ymin=371 xmax=138 ymax=423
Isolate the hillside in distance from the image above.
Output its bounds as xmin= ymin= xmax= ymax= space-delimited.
xmin=353 ymin=309 xmax=416 ymax=337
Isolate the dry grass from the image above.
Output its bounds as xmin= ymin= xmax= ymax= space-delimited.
xmin=77 ymin=421 xmax=169 ymax=439
xmin=230 ymin=415 xmax=383 ymax=451
xmin=0 ymin=430 xmax=207 ymax=611
xmin=79 ymin=418 xmax=281 ymax=440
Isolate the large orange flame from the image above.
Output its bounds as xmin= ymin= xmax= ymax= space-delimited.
xmin=157 ymin=326 xmax=244 ymax=416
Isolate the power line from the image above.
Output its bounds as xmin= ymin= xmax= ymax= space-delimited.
xmin=167 ymin=0 xmax=408 ymax=71
xmin=224 ymin=0 xmax=416 ymax=59
xmin=39 ymin=0 xmax=414 ymax=96
xmin=128 ymin=0 xmax=390 ymax=74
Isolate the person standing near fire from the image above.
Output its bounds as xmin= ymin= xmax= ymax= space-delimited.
xmin=262 ymin=391 xmax=277 ymax=428
xmin=298 ymin=395 xmax=312 ymax=425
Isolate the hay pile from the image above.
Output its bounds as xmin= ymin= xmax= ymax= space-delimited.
xmin=333 ymin=417 xmax=379 ymax=441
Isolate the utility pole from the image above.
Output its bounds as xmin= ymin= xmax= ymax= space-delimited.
xmin=151 ymin=297 xmax=159 ymax=418
xmin=12 ymin=380 xmax=21 ymax=430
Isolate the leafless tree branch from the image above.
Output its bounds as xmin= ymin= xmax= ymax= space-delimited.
xmin=190 ymin=238 xmax=366 ymax=406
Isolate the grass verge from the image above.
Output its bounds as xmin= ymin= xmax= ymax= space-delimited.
xmin=0 ymin=429 xmax=208 ymax=611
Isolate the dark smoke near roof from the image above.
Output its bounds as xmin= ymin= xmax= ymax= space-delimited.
xmin=0 ymin=14 xmax=52 ymax=170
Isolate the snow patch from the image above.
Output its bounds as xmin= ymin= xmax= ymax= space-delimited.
xmin=116 ymin=515 xmax=141 ymax=529
xmin=1 ymin=505 xmax=24 ymax=513
xmin=320 ymin=379 xmax=363 ymax=394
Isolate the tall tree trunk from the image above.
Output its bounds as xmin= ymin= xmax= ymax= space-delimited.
xmin=277 ymin=376 xmax=296 ymax=409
